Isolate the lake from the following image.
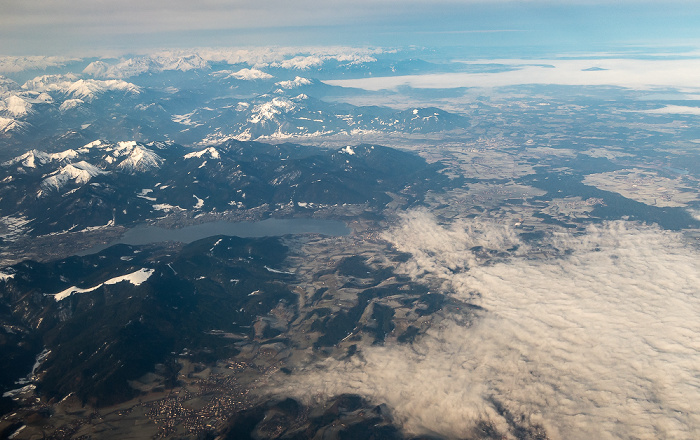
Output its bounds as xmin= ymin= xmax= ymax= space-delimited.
xmin=78 ymin=218 xmax=349 ymax=255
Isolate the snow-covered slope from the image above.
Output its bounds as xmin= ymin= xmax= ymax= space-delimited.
xmin=1 ymin=95 xmax=33 ymax=117
xmin=54 ymin=268 xmax=154 ymax=301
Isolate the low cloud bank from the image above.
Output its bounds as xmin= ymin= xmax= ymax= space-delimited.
xmin=274 ymin=211 xmax=700 ymax=439
xmin=324 ymin=58 xmax=700 ymax=91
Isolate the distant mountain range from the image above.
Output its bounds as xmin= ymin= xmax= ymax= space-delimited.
xmin=0 ymin=72 xmax=468 ymax=156
xmin=0 ymin=48 xmax=473 ymax=159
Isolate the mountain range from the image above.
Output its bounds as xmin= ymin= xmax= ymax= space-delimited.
xmin=0 ymin=139 xmax=454 ymax=238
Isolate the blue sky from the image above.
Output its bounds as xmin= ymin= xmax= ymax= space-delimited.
xmin=1 ymin=0 xmax=699 ymax=55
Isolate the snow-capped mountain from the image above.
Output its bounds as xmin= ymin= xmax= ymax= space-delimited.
xmin=220 ymin=68 xmax=274 ymax=80
xmin=2 ymin=148 xmax=79 ymax=168
xmin=40 ymin=161 xmax=105 ymax=191
xmin=0 ymin=76 xmax=21 ymax=93
xmin=275 ymin=76 xmax=313 ymax=89
xmin=83 ymin=53 xmax=209 ymax=79
xmin=0 ymin=117 xmax=29 ymax=134
xmin=0 ymin=96 xmax=34 ymax=117
xmin=0 ymin=47 xmax=472 ymax=165
xmin=2 ymin=140 xmax=162 ymax=175
xmin=108 ymin=140 xmax=164 ymax=173
xmin=22 ymin=75 xmax=141 ymax=101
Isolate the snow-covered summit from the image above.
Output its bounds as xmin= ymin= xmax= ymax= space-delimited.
xmin=156 ymin=53 xmax=208 ymax=72
xmin=82 ymin=60 xmax=110 ymax=77
xmin=190 ymin=46 xmax=382 ymax=70
xmin=41 ymin=161 xmax=105 ymax=192
xmin=270 ymin=56 xmax=324 ymax=70
xmin=249 ymin=97 xmax=296 ymax=124
xmin=65 ymin=79 xmax=141 ymax=101
xmin=3 ymin=149 xmax=79 ymax=168
xmin=0 ymin=116 xmax=28 ymax=134
xmin=59 ymin=99 xmax=84 ymax=112
xmin=184 ymin=147 xmax=220 ymax=160
xmin=0 ymin=95 xmax=34 ymax=117
xmin=223 ymin=68 xmax=273 ymax=80
xmin=4 ymin=141 xmax=163 ymax=174
xmin=112 ymin=142 xmax=164 ymax=173
xmin=22 ymin=74 xmax=79 ymax=91
xmin=18 ymin=91 xmax=54 ymax=104
xmin=275 ymin=77 xmax=312 ymax=89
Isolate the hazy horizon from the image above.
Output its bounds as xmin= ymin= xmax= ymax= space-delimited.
xmin=2 ymin=0 xmax=700 ymax=56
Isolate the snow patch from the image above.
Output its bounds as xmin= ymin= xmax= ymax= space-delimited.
xmin=193 ymin=195 xmax=204 ymax=209
xmin=59 ymin=98 xmax=84 ymax=112
xmin=54 ymin=268 xmax=154 ymax=301
xmin=264 ymin=266 xmax=295 ymax=275
xmin=184 ymin=147 xmax=220 ymax=159
xmin=153 ymin=203 xmax=185 ymax=212
xmin=7 ymin=424 xmax=25 ymax=439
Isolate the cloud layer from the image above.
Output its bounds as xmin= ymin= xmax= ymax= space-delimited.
xmin=325 ymin=58 xmax=700 ymax=91
xmin=274 ymin=211 xmax=700 ymax=439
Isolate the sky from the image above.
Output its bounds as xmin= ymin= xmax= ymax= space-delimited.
xmin=2 ymin=0 xmax=700 ymax=55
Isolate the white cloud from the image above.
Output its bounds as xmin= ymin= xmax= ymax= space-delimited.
xmin=642 ymin=105 xmax=700 ymax=115
xmin=273 ymin=212 xmax=700 ymax=439
xmin=324 ymin=58 xmax=700 ymax=91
